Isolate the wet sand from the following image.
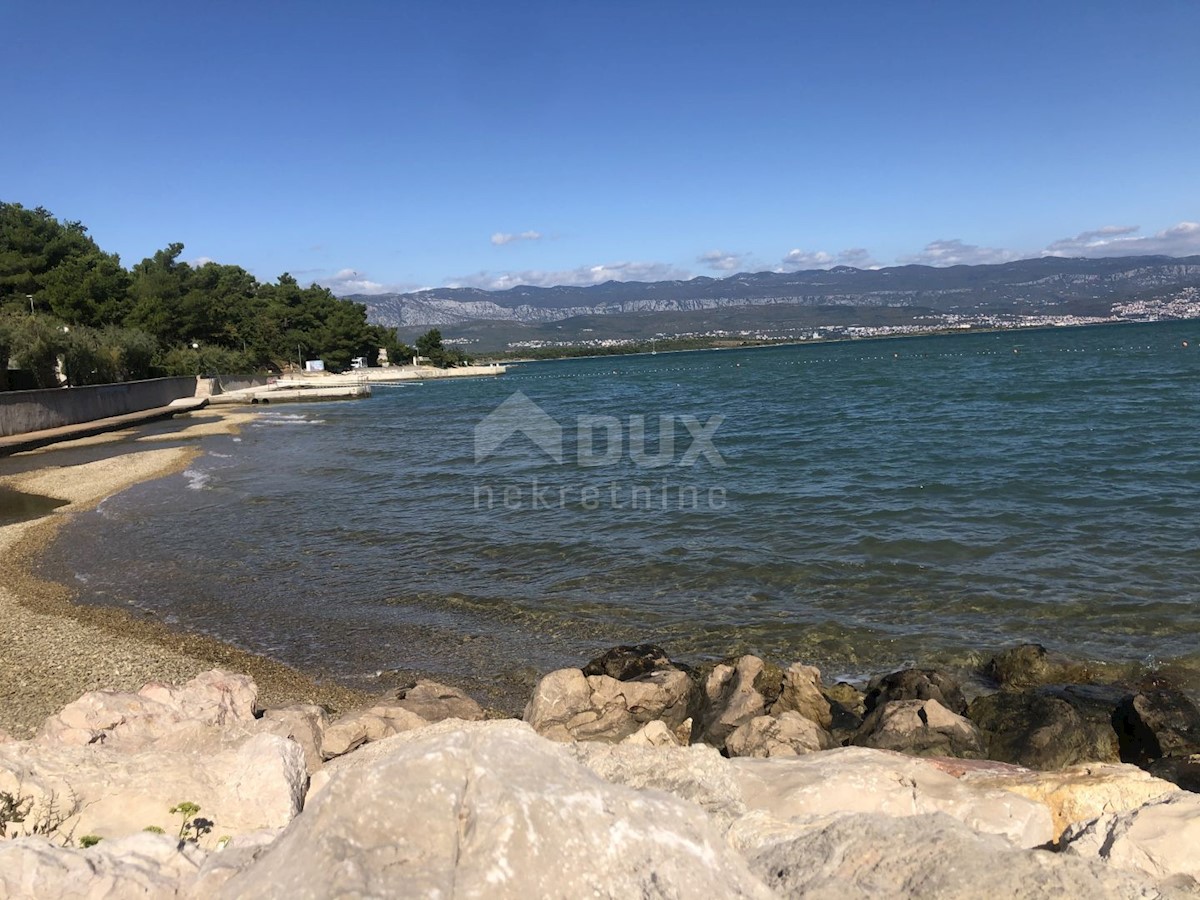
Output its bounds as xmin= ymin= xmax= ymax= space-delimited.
xmin=0 ymin=410 xmax=369 ymax=739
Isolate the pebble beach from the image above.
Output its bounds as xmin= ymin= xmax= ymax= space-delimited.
xmin=0 ymin=411 xmax=367 ymax=739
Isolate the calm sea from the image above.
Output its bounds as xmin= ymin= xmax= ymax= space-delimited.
xmin=41 ymin=321 xmax=1200 ymax=703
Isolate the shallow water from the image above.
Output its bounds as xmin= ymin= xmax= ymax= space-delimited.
xmin=0 ymin=488 xmax=66 ymax=526
xmin=40 ymin=321 xmax=1200 ymax=695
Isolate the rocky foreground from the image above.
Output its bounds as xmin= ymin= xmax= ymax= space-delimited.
xmin=1 ymin=645 xmax=1198 ymax=898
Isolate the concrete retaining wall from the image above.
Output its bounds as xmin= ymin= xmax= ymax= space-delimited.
xmin=0 ymin=377 xmax=199 ymax=437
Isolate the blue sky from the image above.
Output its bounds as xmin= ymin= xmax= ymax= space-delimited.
xmin=6 ymin=1 xmax=1199 ymax=294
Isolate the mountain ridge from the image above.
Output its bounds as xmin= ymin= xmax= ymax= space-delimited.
xmin=351 ymin=255 xmax=1200 ymax=339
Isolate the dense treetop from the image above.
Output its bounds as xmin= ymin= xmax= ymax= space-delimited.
xmin=0 ymin=201 xmax=420 ymax=388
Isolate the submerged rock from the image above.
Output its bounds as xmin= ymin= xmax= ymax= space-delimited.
xmin=983 ymin=644 xmax=1097 ymax=689
xmin=852 ymin=698 xmax=985 ymax=759
xmin=970 ymin=690 xmax=1119 ymax=770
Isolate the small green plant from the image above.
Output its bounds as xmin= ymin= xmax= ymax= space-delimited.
xmin=78 ymin=835 xmax=102 ymax=848
xmin=143 ymin=825 xmax=165 ymax=835
xmin=168 ymin=802 xmax=212 ymax=846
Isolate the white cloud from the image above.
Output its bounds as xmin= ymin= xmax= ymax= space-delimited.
xmin=697 ymin=250 xmax=748 ymax=272
xmin=491 ymin=230 xmax=544 ymax=246
xmin=1042 ymin=221 xmax=1200 ymax=258
xmin=446 ymin=260 xmax=692 ymax=291
xmin=319 ymin=268 xmax=423 ymax=296
xmin=779 ymin=247 xmax=879 ymax=271
xmin=899 ymin=239 xmax=1020 ymax=267
xmin=190 ymin=256 xmax=215 ymax=267
xmin=835 ymin=248 xmax=879 ymax=269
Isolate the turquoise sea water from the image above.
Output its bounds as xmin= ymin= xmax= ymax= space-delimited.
xmin=41 ymin=321 xmax=1200 ymax=701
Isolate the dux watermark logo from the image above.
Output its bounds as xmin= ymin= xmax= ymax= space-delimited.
xmin=472 ymin=391 xmax=728 ymax=512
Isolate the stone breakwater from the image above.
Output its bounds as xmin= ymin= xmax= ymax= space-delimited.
xmin=1 ymin=646 xmax=1198 ymax=898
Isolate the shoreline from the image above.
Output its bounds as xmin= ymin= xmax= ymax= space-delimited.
xmin=0 ymin=411 xmax=370 ymax=739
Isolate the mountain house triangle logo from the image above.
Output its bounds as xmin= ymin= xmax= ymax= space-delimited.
xmin=475 ymin=391 xmax=564 ymax=464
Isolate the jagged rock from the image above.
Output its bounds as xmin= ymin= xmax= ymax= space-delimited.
xmin=770 ymin=663 xmax=832 ymax=729
xmin=320 ymin=704 xmax=428 ymax=759
xmin=824 ymin=681 xmax=866 ymax=715
xmin=619 ymin=719 xmax=683 ymax=748
xmin=581 ymin=643 xmax=676 ymax=681
xmin=864 ymin=667 xmax=968 ymax=716
xmin=983 ymin=643 xmax=1097 ymax=689
xmin=697 ymin=655 xmax=778 ymax=748
xmin=1062 ymin=791 xmax=1200 ymax=883
xmin=726 ymin=712 xmax=837 ymax=758
xmin=822 ymin=681 xmax=867 ymax=742
xmin=750 ymin=812 xmax=1163 ymax=899
xmin=0 ymin=832 xmax=204 ymax=899
xmin=522 ymin=666 xmax=694 ymax=743
xmin=1036 ymin=683 xmax=1124 ymax=757
xmin=730 ymin=746 xmax=1054 ymax=848
xmin=36 ymin=670 xmax=258 ymax=749
xmin=258 ymin=704 xmax=327 ymax=775
xmin=1114 ymin=688 xmax=1200 ymax=767
xmin=969 ymin=690 xmax=1119 ymax=769
xmin=852 ymin=698 xmax=985 ymax=758
xmin=216 ymin=721 xmax=775 ymax=899
xmin=0 ymin=732 xmax=305 ymax=841
xmin=388 ymin=679 xmax=485 ymax=722
xmin=959 ymin=761 xmax=1179 ymax=841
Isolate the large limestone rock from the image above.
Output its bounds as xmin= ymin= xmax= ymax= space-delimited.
xmin=386 ymin=679 xmax=485 ymax=722
xmin=218 ymin=721 xmax=775 ymax=899
xmin=257 ymin=704 xmax=327 ymax=776
xmin=523 ymin=666 xmax=694 ymax=743
xmin=749 ymin=812 xmax=1163 ymax=899
xmin=1062 ymin=790 xmax=1200 ymax=883
xmin=697 ymin=655 xmax=779 ymax=748
xmin=726 ymin=712 xmax=837 ymax=758
xmin=961 ymin=761 xmax=1180 ymax=841
xmin=36 ymin=670 xmax=258 ymax=750
xmin=970 ymin=690 xmax=1119 ymax=769
xmin=0 ymin=733 xmax=306 ymax=841
xmin=729 ymin=746 xmax=1055 ymax=848
xmin=863 ymin=667 xmax=969 ymax=716
xmin=0 ymin=832 xmax=204 ymax=900
xmin=320 ymin=704 xmax=429 ymax=759
xmin=770 ymin=663 xmax=833 ymax=729
xmin=852 ymin=698 xmax=985 ymax=758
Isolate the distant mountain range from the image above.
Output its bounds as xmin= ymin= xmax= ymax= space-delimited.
xmin=351 ymin=255 xmax=1200 ymax=348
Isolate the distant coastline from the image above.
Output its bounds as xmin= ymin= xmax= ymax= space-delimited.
xmin=487 ymin=315 xmax=1200 ymax=365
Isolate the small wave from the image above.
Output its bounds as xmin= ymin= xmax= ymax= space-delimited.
xmin=251 ymin=416 xmax=326 ymax=427
xmin=209 ymin=451 xmax=233 ymax=459
xmin=183 ymin=468 xmax=211 ymax=490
